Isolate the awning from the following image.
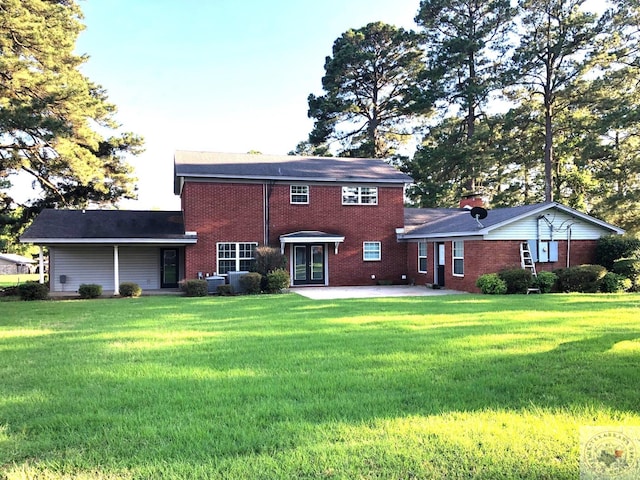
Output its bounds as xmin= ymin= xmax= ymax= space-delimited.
xmin=279 ymin=231 xmax=345 ymax=254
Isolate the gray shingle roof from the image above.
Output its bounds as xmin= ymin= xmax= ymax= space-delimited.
xmin=21 ymin=209 xmax=193 ymax=242
xmin=174 ymin=151 xmax=413 ymax=194
xmin=401 ymin=202 xmax=624 ymax=238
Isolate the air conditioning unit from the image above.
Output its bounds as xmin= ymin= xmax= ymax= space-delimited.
xmin=227 ymin=271 xmax=249 ymax=294
xmin=205 ymin=276 xmax=225 ymax=293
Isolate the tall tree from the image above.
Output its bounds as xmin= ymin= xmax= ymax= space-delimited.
xmin=413 ymin=0 xmax=515 ymax=193
xmin=306 ymin=22 xmax=430 ymax=158
xmin=579 ymin=0 xmax=640 ymax=232
xmin=511 ymin=0 xmax=603 ymax=202
xmin=0 ymin=0 xmax=143 ymax=245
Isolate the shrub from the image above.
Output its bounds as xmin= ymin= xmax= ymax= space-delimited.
xmin=265 ymin=268 xmax=290 ymax=293
xmin=611 ymin=258 xmax=640 ymax=292
xmin=17 ymin=282 xmax=49 ymax=301
xmin=78 ymin=283 xmax=102 ymax=299
xmin=554 ymin=265 xmax=607 ymax=293
xmin=476 ymin=273 xmax=507 ymax=295
xmin=532 ymin=271 xmax=557 ymax=294
xmin=240 ymin=272 xmax=263 ymax=294
xmin=119 ymin=282 xmax=142 ymax=297
xmin=182 ymin=279 xmax=208 ymax=297
xmin=216 ymin=284 xmax=234 ymax=296
xmin=254 ymin=246 xmax=286 ymax=276
xmin=1 ymin=285 xmax=20 ymax=297
xmin=498 ymin=268 xmax=532 ymax=294
xmin=595 ymin=235 xmax=640 ymax=270
xmin=599 ymin=272 xmax=632 ymax=293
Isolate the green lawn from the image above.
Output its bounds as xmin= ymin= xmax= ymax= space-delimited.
xmin=1 ymin=293 xmax=639 ymax=479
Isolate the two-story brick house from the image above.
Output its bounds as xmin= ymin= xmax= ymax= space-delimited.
xmin=21 ymin=151 xmax=624 ymax=295
xmin=175 ymin=151 xmax=412 ymax=286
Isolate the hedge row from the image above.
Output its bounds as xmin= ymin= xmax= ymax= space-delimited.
xmin=477 ymin=263 xmax=637 ymax=295
xmin=180 ymin=269 xmax=291 ymax=297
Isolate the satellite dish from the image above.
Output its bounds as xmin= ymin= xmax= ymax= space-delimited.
xmin=470 ymin=206 xmax=488 ymax=220
xmin=470 ymin=206 xmax=488 ymax=227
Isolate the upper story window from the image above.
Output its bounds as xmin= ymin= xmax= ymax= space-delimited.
xmin=290 ymin=185 xmax=309 ymax=204
xmin=418 ymin=242 xmax=428 ymax=273
xmin=453 ymin=240 xmax=464 ymax=276
xmin=217 ymin=242 xmax=258 ymax=275
xmin=342 ymin=186 xmax=378 ymax=205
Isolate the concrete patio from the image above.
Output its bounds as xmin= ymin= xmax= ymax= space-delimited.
xmin=291 ymin=285 xmax=465 ymax=300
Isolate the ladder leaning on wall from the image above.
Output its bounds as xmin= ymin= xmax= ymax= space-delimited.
xmin=520 ymin=241 xmax=541 ymax=294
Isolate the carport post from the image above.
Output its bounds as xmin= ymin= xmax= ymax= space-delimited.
xmin=113 ymin=245 xmax=120 ymax=295
xmin=38 ymin=246 xmax=44 ymax=284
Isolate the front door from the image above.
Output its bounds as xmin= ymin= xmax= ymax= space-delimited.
xmin=293 ymin=244 xmax=325 ymax=285
xmin=161 ymin=248 xmax=179 ymax=288
xmin=436 ymin=243 xmax=446 ymax=287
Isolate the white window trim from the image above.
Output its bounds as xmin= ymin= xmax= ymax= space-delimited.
xmin=290 ymin=185 xmax=309 ymax=204
xmin=342 ymin=186 xmax=378 ymax=205
xmin=216 ymin=242 xmax=258 ymax=275
xmin=418 ymin=242 xmax=428 ymax=273
xmin=452 ymin=240 xmax=464 ymax=277
xmin=363 ymin=241 xmax=381 ymax=261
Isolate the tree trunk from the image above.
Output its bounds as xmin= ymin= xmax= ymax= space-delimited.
xmin=544 ymin=100 xmax=553 ymax=202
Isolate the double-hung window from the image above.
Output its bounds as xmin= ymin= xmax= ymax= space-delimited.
xmin=290 ymin=185 xmax=309 ymax=204
xmin=363 ymin=241 xmax=381 ymax=261
xmin=452 ymin=241 xmax=464 ymax=276
xmin=342 ymin=186 xmax=378 ymax=205
xmin=418 ymin=242 xmax=428 ymax=273
xmin=217 ymin=242 xmax=258 ymax=275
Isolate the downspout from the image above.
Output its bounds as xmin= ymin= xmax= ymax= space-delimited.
xmin=263 ymin=183 xmax=268 ymax=245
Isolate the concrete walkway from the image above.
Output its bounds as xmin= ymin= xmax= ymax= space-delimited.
xmin=291 ymin=285 xmax=465 ymax=300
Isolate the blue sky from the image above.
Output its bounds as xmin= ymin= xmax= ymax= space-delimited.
xmin=74 ymin=0 xmax=421 ymax=210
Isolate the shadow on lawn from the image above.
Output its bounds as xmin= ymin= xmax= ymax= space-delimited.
xmin=1 ymin=294 xmax=639 ymax=477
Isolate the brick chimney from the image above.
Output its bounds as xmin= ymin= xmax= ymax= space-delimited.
xmin=460 ymin=192 xmax=484 ymax=209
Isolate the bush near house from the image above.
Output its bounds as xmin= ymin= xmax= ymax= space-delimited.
xmin=253 ymin=246 xmax=287 ymax=292
xmin=595 ymin=235 xmax=640 ymax=270
xmin=240 ymin=273 xmax=262 ymax=294
xmin=78 ymin=284 xmax=102 ymax=299
xmin=532 ymin=271 xmax=557 ymax=294
xmin=498 ymin=268 xmax=532 ymax=294
xmin=266 ymin=268 xmax=290 ymax=293
xmin=17 ymin=281 xmax=49 ymax=301
xmin=181 ymin=279 xmax=208 ymax=297
xmin=476 ymin=273 xmax=508 ymax=295
xmin=599 ymin=272 xmax=632 ymax=293
xmin=119 ymin=282 xmax=142 ymax=297
xmin=254 ymin=246 xmax=286 ymax=275
xmin=216 ymin=284 xmax=234 ymax=296
xmin=611 ymin=258 xmax=640 ymax=292
xmin=554 ymin=265 xmax=607 ymax=293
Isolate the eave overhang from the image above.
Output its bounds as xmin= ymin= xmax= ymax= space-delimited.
xmin=279 ymin=231 xmax=345 ymax=254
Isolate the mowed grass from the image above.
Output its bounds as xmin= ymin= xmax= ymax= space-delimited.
xmin=1 ymin=293 xmax=639 ymax=479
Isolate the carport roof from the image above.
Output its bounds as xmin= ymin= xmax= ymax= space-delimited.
xmin=20 ymin=209 xmax=197 ymax=244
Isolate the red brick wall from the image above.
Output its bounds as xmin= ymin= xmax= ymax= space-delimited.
xmin=181 ymin=181 xmax=408 ymax=285
xmin=182 ymin=182 xmax=265 ymax=278
xmin=405 ymin=239 xmax=599 ymax=293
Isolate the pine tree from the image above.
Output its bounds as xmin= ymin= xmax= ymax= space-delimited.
xmin=0 ymin=0 xmax=143 ymax=246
